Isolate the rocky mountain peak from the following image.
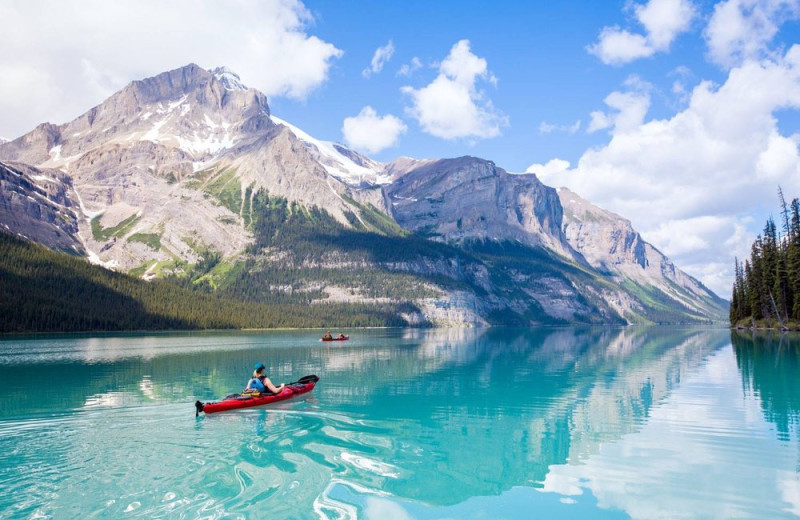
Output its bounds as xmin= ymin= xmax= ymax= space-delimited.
xmin=125 ymin=63 xmax=211 ymax=104
xmin=115 ymin=63 xmax=268 ymax=116
xmin=0 ymin=64 xmax=272 ymax=168
xmin=210 ymin=66 xmax=248 ymax=91
xmin=386 ymin=156 xmax=578 ymax=260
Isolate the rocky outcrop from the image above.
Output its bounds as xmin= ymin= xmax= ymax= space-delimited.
xmin=0 ymin=161 xmax=83 ymax=252
xmin=559 ymin=187 xmax=726 ymax=319
xmin=385 ymin=157 xmax=581 ymax=262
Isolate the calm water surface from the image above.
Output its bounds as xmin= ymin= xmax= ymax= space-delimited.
xmin=0 ymin=327 xmax=798 ymax=519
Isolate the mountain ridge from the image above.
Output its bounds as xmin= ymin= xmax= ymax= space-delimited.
xmin=0 ymin=63 xmax=727 ymax=326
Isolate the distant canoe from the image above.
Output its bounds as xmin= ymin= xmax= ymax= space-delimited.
xmin=321 ymin=335 xmax=349 ymax=342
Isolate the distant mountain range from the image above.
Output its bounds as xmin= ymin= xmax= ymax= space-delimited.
xmin=0 ymin=64 xmax=727 ymax=327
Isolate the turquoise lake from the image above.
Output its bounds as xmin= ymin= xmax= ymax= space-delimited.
xmin=1 ymin=327 xmax=799 ymax=519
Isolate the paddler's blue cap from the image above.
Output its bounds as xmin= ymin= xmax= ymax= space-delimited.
xmin=254 ymin=363 xmax=266 ymax=371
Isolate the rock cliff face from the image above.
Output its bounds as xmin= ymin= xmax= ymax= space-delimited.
xmin=0 ymin=64 xmax=727 ymax=325
xmin=386 ymin=157 xmax=580 ymax=262
xmin=559 ymin=187 xmax=726 ymax=319
xmin=0 ymin=161 xmax=83 ymax=253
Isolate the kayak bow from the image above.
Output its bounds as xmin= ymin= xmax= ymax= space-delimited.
xmin=195 ymin=374 xmax=319 ymax=416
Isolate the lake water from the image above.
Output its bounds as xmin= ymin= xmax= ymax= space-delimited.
xmin=1 ymin=327 xmax=798 ymax=519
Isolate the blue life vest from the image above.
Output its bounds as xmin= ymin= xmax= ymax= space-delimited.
xmin=247 ymin=376 xmax=266 ymax=392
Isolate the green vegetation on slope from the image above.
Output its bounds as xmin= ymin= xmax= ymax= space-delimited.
xmin=214 ymin=190 xmax=482 ymax=305
xmin=204 ymin=168 xmax=242 ymax=215
xmin=91 ymin=213 xmax=142 ymax=241
xmin=128 ymin=232 xmax=161 ymax=250
xmin=0 ymin=232 xmax=414 ymax=333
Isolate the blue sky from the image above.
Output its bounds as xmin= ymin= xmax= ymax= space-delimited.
xmin=2 ymin=0 xmax=800 ymax=297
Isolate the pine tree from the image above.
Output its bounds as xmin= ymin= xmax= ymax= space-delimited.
xmin=732 ymin=191 xmax=800 ymax=326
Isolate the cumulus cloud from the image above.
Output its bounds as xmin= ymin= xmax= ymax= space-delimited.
xmin=363 ymin=40 xmax=395 ymax=78
xmin=0 ymin=0 xmax=342 ymax=139
xmin=589 ymin=28 xmax=655 ymax=65
xmin=526 ymin=158 xmax=571 ymax=177
xmin=705 ymin=0 xmax=800 ymax=69
xmin=401 ymin=40 xmax=507 ymax=140
xmin=588 ymin=0 xmax=695 ymax=65
xmin=534 ymin=45 xmax=800 ymax=297
xmin=342 ymin=106 xmax=407 ymax=154
xmin=587 ymin=78 xmax=652 ymax=133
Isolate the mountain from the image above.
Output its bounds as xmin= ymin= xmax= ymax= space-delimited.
xmin=0 ymin=64 xmax=386 ymax=272
xmin=0 ymin=64 xmax=727 ymax=327
xmin=385 ymin=156 xmax=579 ymax=261
xmin=558 ymin=188 xmax=725 ymax=320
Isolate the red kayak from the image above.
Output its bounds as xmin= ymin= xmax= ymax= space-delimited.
xmin=195 ymin=375 xmax=319 ymax=415
xmin=321 ymin=335 xmax=349 ymax=342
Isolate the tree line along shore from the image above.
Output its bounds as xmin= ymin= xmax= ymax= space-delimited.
xmin=730 ymin=188 xmax=800 ymax=331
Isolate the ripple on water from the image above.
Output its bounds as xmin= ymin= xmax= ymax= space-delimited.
xmin=3 ymin=329 xmax=798 ymax=519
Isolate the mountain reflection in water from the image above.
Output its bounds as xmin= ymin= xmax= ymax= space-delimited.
xmin=2 ymin=327 xmax=798 ymax=519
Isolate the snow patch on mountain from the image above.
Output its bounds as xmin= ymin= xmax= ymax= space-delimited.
xmin=174 ymin=131 xmax=236 ymax=156
xmin=142 ymin=117 xmax=170 ymax=143
xmin=211 ymin=67 xmax=248 ymax=91
xmin=269 ymin=115 xmax=390 ymax=186
xmin=48 ymin=145 xmax=62 ymax=162
xmin=138 ymin=107 xmax=235 ymax=157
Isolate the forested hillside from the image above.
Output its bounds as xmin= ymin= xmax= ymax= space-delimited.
xmin=730 ymin=189 xmax=800 ymax=328
xmin=0 ymin=232 xmax=412 ymax=333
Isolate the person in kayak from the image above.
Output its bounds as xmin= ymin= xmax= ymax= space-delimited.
xmin=323 ymin=331 xmax=332 ymax=340
xmin=245 ymin=363 xmax=285 ymax=394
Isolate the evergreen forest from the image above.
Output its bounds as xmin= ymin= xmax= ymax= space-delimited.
xmin=730 ymin=188 xmax=800 ymax=328
xmin=0 ymin=232 xmax=412 ymax=333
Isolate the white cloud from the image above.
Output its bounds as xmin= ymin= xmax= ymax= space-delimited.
xmin=705 ymin=0 xmax=800 ymax=69
xmin=401 ymin=40 xmax=507 ymax=140
xmin=397 ymin=57 xmax=423 ymax=77
xmin=588 ymin=0 xmax=695 ymax=65
xmin=526 ymin=158 xmax=571 ymax=177
xmin=589 ymin=28 xmax=656 ymax=65
xmin=587 ymin=78 xmax=652 ymax=133
xmin=534 ymin=45 xmax=800 ymax=297
xmin=669 ymin=66 xmax=695 ymax=103
xmin=539 ymin=120 xmax=581 ymax=134
xmin=363 ymin=40 xmax=395 ymax=78
xmin=636 ymin=0 xmax=696 ymax=48
xmin=342 ymin=106 xmax=407 ymax=154
xmin=0 ymin=0 xmax=342 ymax=139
